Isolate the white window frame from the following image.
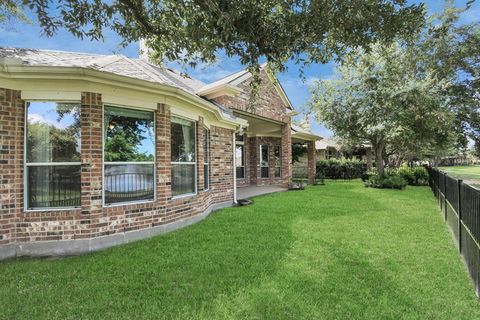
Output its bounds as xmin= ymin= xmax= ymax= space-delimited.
xmin=24 ymin=100 xmax=82 ymax=212
xmin=171 ymin=115 xmax=197 ymax=199
xmin=275 ymin=144 xmax=281 ymax=178
xmin=260 ymin=144 xmax=269 ymax=179
xmin=235 ymin=136 xmax=245 ymax=179
xmin=102 ymin=104 xmax=156 ymax=207
xmin=203 ymin=127 xmax=210 ymax=191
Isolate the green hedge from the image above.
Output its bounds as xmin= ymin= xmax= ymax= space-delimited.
xmin=316 ymin=159 xmax=367 ymax=180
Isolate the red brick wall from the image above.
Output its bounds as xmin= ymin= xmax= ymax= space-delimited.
xmin=212 ymin=70 xmax=289 ymax=123
xmin=0 ymin=87 xmax=234 ymax=247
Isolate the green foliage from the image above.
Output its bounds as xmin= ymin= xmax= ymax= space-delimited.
xmin=1 ymin=1 xmax=424 ymax=78
xmin=292 ymin=143 xmax=307 ymax=164
xmin=397 ymin=167 xmax=415 ymax=185
xmin=365 ymin=174 xmax=407 ymax=190
xmin=308 ymin=3 xmax=480 ymax=169
xmin=316 ymin=158 xmax=366 ymax=180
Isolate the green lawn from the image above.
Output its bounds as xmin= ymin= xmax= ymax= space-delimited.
xmin=1 ymin=181 xmax=479 ymax=319
xmin=439 ymin=165 xmax=480 ymax=187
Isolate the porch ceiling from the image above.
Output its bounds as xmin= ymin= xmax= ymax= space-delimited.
xmin=234 ymin=111 xmax=283 ymax=137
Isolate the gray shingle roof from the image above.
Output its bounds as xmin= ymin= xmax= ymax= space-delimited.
xmin=0 ymin=47 xmax=206 ymax=94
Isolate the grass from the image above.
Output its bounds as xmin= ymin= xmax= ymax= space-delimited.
xmin=1 ymin=181 xmax=479 ymax=319
xmin=439 ymin=165 xmax=480 ymax=187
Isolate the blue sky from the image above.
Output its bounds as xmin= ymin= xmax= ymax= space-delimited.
xmin=1 ymin=0 xmax=479 ymax=138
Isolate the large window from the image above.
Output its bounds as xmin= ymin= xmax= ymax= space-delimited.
xmin=204 ymin=128 xmax=210 ymax=190
xmin=171 ymin=117 xmax=196 ymax=197
xmin=260 ymin=144 xmax=269 ymax=178
xmin=275 ymin=145 xmax=281 ymax=178
xmin=104 ymin=106 xmax=155 ymax=205
xmin=25 ymin=101 xmax=81 ymax=210
xmin=235 ymin=134 xmax=245 ymax=179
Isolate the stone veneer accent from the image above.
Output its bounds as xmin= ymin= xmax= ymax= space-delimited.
xmin=0 ymin=88 xmax=234 ymax=259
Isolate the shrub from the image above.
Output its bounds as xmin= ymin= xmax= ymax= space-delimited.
xmin=316 ymin=158 xmax=366 ymax=180
xmin=412 ymin=166 xmax=429 ymax=185
xmin=397 ymin=167 xmax=415 ymax=185
xmin=365 ymin=174 xmax=407 ymax=190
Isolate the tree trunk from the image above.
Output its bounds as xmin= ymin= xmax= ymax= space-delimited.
xmin=374 ymin=139 xmax=385 ymax=176
xmin=366 ymin=148 xmax=373 ymax=170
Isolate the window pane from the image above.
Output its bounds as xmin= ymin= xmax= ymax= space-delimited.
xmin=236 ymin=145 xmax=244 ymax=167
xmin=261 ymin=167 xmax=269 ymax=178
xmin=204 ymin=128 xmax=209 ymax=163
xmin=261 ymin=145 xmax=269 ymax=167
xmin=172 ymin=164 xmax=195 ymax=196
xmin=236 ymin=167 xmax=245 ymax=179
xmin=171 ymin=117 xmax=196 ymax=162
xmin=27 ymin=165 xmax=81 ymax=209
xmin=204 ymin=164 xmax=209 ymax=190
xmin=275 ymin=167 xmax=281 ymax=178
xmin=104 ymin=106 xmax=155 ymax=162
xmin=104 ymin=164 xmax=154 ymax=205
xmin=27 ymin=102 xmax=80 ymax=163
xmin=275 ymin=145 xmax=281 ymax=166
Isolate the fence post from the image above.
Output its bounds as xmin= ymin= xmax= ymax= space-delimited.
xmin=458 ymin=179 xmax=463 ymax=254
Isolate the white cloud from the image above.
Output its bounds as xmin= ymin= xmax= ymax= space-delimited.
xmin=28 ymin=113 xmax=66 ymax=129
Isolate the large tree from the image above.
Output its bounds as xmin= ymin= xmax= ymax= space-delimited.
xmin=2 ymin=1 xmax=424 ymax=75
xmin=308 ymin=42 xmax=455 ymax=174
xmin=308 ymin=3 xmax=480 ymax=174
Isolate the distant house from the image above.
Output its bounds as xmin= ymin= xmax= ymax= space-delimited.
xmin=0 ymin=47 xmax=319 ymax=259
xmin=316 ymin=138 xmax=341 ymax=160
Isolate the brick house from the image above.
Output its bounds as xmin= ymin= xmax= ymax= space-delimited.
xmin=0 ymin=47 xmax=318 ymax=259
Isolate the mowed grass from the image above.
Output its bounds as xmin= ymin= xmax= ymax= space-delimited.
xmin=1 ymin=181 xmax=479 ymax=319
xmin=439 ymin=165 xmax=480 ymax=187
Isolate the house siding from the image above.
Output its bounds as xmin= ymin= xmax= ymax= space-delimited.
xmin=0 ymin=87 xmax=234 ymax=258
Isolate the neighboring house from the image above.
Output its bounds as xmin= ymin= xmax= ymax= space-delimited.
xmin=0 ymin=47 xmax=319 ymax=259
xmin=316 ymin=138 xmax=341 ymax=160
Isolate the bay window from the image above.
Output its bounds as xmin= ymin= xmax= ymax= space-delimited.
xmin=171 ymin=117 xmax=196 ymax=197
xmin=235 ymin=134 xmax=245 ymax=179
xmin=204 ymin=128 xmax=210 ymax=190
xmin=275 ymin=145 xmax=281 ymax=178
xmin=260 ymin=144 xmax=269 ymax=178
xmin=104 ymin=106 xmax=155 ymax=205
xmin=25 ymin=101 xmax=81 ymax=210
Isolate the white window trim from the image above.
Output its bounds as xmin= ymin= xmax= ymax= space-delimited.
xmin=171 ymin=115 xmax=197 ymax=199
xmin=260 ymin=144 xmax=269 ymax=179
xmin=102 ymin=104 xmax=157 ymax=207
xmin=24 ymin=101 xmax=82 ymax=212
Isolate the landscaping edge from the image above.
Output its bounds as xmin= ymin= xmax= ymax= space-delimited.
xmin=0 ymin=200 xmax=234 ymax=261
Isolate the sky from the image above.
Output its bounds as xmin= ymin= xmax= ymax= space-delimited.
xmin=1 ymin=0 xmax=479 ymax=138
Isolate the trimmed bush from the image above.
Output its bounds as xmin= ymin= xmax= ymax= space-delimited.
xmin=316 ymin=158 xmax=366 ymax=180
xmin=365 ymin=174 xmax=407 ymax=190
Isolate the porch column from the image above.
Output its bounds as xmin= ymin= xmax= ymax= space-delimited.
xmin=307 ymin=141 xmax=316 ymax=185
xmin=281 ymin=120 xmax=292 ymax=187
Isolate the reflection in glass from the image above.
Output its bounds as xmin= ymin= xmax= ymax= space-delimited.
xmin=172 ymin=164 xmax=195 ymax=196
xmin=104 ymin=164 xmax=155 ymax=204
xmin=104 ymin=106 xmax=155 ymax=162
xmin=236 ymin=145 xmax=245 ymax=179
xmin=26 ymin=102 xmax=81 ymax=163
xmin=260 ymin=144 xmax=269 ymax=178
xmin=171 ymin=117 xmax=196 ymax=162
xmin=27 ymin=165 xmax=81 ymax=209
xmin=275 ymin=145 xmax=281 ymax=178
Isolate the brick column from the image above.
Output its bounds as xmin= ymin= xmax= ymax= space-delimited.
xmin=248 ymin=136 xmax=258 ymax=185
xmin=0 ymin=88 xmax=23 ymax=246
xmin=156 ymin=104 xmax=171 ymax=202
xmin=307 ymin=140 xmax=316 ymax=185
xmin=80 ymin=92 xmax=103 ymax=237
xmin=281 ymin=119 xmax=292 ymax=187
xmin=196 ymin=117 xmax=205 ymax=191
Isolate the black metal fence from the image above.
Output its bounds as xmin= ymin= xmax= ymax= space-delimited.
xmin=426 ymin=166 xmax=480 ymax=297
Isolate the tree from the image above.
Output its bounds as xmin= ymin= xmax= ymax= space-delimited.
xmin=2 ymin=1 xmax=424 ymax=77
xmin=308 ymin=42 xmax=455 ymax=175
